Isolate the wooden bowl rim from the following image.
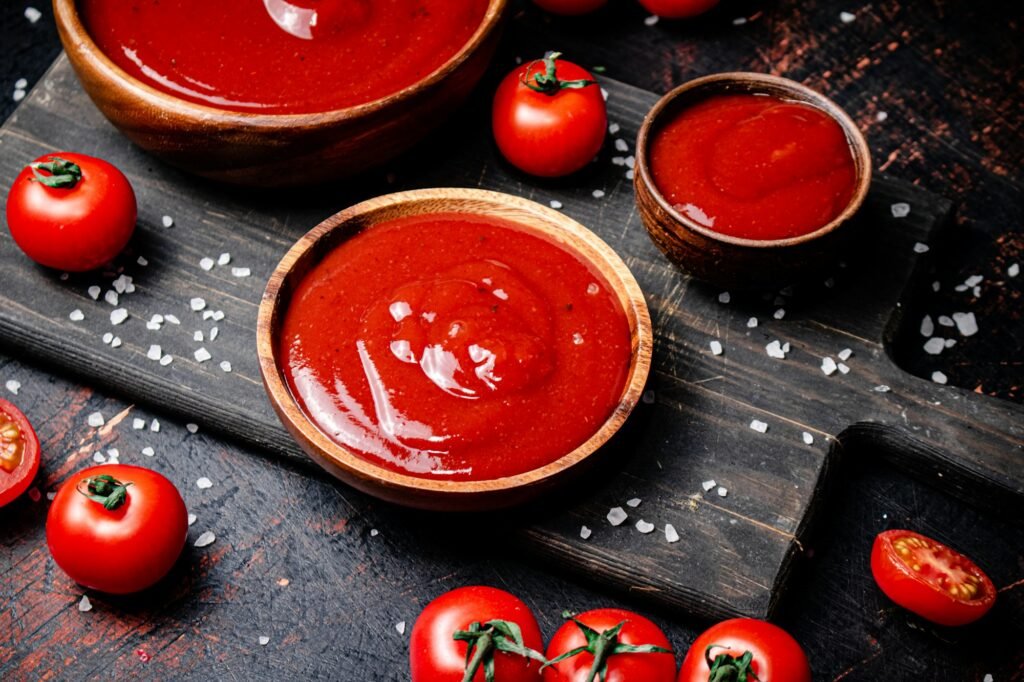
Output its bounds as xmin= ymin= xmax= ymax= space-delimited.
xmin=256 ymin=187 xmax=653 ymax=497
xmin=635 ymin=71 xmax=873 ymax=250
xmin=53 ymin=0 xmax=506 ymax=126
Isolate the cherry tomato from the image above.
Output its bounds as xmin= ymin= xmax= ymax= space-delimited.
xmin=636 ymin=0 xmax=718 ymax=19
xmin=871 ymin=529 xmax=996 ymax=626
xmin=0 ymin=397 xmax=40 ymax=507
xmin=46 ymin=464 xmax=188 ymax=594
xmin=493 ymin=53 xmax=607 ymax=178
xmin=677 ymin=618 xmax=810 ymax=682
xmin=532 ymin=0 xmax=607 ymax=16
xmin=410 ymin=586 xmax=545 ymax=681
xmin=543 ymin=608 xmax=675 ymax=682
xmin=6 ymin=152 xmax=137 ymax=272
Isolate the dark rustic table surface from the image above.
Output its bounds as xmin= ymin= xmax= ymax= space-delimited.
xmin=1 ymin=1 xmax=1021 ymax=680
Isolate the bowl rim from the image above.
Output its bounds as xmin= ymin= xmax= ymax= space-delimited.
xmin=635 ymin=71 xmax=873 ymax=250
xmin=53 ymin=0 xmax=507 ymax=125
xmin=256 ymin=187 xmax=653 ymax=498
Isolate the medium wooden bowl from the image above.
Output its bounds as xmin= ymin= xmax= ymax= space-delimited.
xmin=53 ymin=0 xmax=506 ymax=188
xmin=634 ymin=72 xmax=872 ymax=290
xmin=257 ymin=188 xmax=653 ymax=511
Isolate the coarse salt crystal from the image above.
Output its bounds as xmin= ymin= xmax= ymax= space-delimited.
xmin=614 ymin=139 xmax=629 ymax=152
xmin=194 ymin=531 xmax=216 ymax=547
xmin=923 ymin=337 xmax=945 ymax=355
xmin=840 ymin=11 xmax=856 ymax=23
xmin=194 ymin=347 xmax=212 ymax=363
xmin=258 ymin=636 xmax=270 ymax=646
xmin=161 ymin=215 xmax=174 ymax=228
xmin=821 ymin=357 xmax=838 ymax=375
xmin=220 ymin=361 xmax=232 ymax=372
xmin=87 ymin=412 xmax=104 ymax=427
xmin=838 ymin=348 xmax=853 ymax=361
xmin=837 ymin=362 xmax=850 ymax=374
xmin=920 ymin=315 xmax=934 ymax=337
xmin=103 ymin=333 xmax=114 ymax=344
xmin=69 ymin=309 xmax=85 ymax=322
xmin=608 ymin=123 xmax=620 ymax=134
xmin=580 ymin=525 xmax=592 ymax=540
xmin=702 ymin=479 xmax=717 ymax=492
xmin=732 ymin=16 xmax=747 ymax=25
xmin=802 ymin=432 xmax=814 ymax=445
xmin=111 ymin=337 xmax=122 ymax=348
xmin=159 ymin=355 xmax=173 ymax=366
xmin=165 ymin=314 xmax=180 ymax=325
xmin=25 ymin=7 xmax=43 ymax=23
xmin=212 ymin=311 xmax=225 ymax=321
xmin=718 ymin=291 xmax=731 ymax=304
xmin=142 ymin=447 xmax=154 ymax=457
xmin=931 ymin=371 xmax=948 ymax=385
xmin=874 ymin=385 xmax=891 ymax=393
xmin=710 ymin=340 xmax=723 ymax=356
xmin=983 ymin=675 xmax=993 ymax=682
xmin=113 ymin=275 xmax=130 ymax=293
xmin=110 ymin=308 xmax=128 ymax=325
xmin=147 ymin=345 xmax=162 ymax=360
xmin=891 ymin=203 xmax=911 ymax=218
xmin=625 ymin=169 xmax=634 ymax=180
xmin=954 ymin=284 xmax=968 ymax=292
xmin=78 ymin=595 xmax=92 ymax=612
xmin=151 ymin=419 xmax=160 ymax=432
xmin=93 ymin=452 xmax=106 ymax=463
xmin=766 ymin=340 xmax=786 ymax=359
xmin=231 ymin=267 xmax=251 ymax=278
xmin=607 ymin=507 xmax=627 ymax=526
xmin=937 ymin=315 xmax=954 ymax=327
xmin=592 ymin=189 xmax=605 ymax=199
xmin=1008 ymin=263 xmax=1019 ymax=277
xmin=644 ymin=14 xmax=659 ymax=25
xmin=635 ymin=519 xmax=655 ymax=534
xmin=773 ymin=308 xmax=786 ymax=320
xmin=952 ymin=312 xmax=978 ymax=337
xmin=196 ymin=477 xmax=213 ymax=489
xmin=395 ymin=621 xmax=406 ymax=635
xmin=218 ymin=253 xmax=231 ymax=266
xmin=717 ymin=486 xmax=728 ymax=497
xmin=665 ymin=524 xmax=680 ymax=543
xmin=188 ymin=513 xmax=197 ymax=526
xmin=945 ymin=338 xmax=957 ymax=348
xmin=913 ymin=242 xmax=929 ymax=254
xmin=137 ymin=256 xmax=148 ymax=266
xmin=749 ymin=419 xmax=768 ymax=433
xmin=876 ymin=111 xmax=888 ymax=122
xmin=132 ymin=417 xmax=146 ymax=430
xmin=194 ymin=331 xmax=204 ymax=342
xmin=964 ymin=275 xmax=983 ymax=287
xmin=370 ymin=529 xmax=379 ymax=537
xmin=190 ymin=298 xmax=206 ymax=311
xmin=200 ymin=257 xmax=215 ymax=271
xmin=626 ymin=497 xmax=641 ymax=508
xmin=6 ymin=379 xmax=21 ymax=395
xmin=186 ymin=423 xmax=199 ymax=434
xmin=601 ymin=88 xmax=609 ymax=101
xmin=88 ymin=286 xmax=101 ymax=300
xmin=747 ymin=317 xmax=758 ymax=328
xmin=549 ymin=200 xmax=563 ymax=210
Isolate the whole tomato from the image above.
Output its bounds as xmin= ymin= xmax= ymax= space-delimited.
xmin=492 ymin=53 xmax=607 ymax=178
xmin=871 ymin=529 xmax=996 ymax=626
xmin=677 ymin=618 xmax=810 ymax=682
xmin=543 ymin=608 xmax=675 ymax=682
xmin=410 ymin=585 xmax=546 ymax=681
xmin=6 ymin=152 xmax=136 ymax=272
xmin=532 ymin=0 xmax=607 ymax=16
xmin=636 ymin=0 xmax=718 ymax=19
xmin=46 ymin=464 xmax=188 ymax=594
xmin=0 ymin=397 xmax=41 ymax=507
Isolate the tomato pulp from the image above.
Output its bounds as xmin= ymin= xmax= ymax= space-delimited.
xmin=80 ymin=0 xmax=490 ymax=114
xmin=648 ymin=93 xmax=857 ymax=240
xmin=280 ymin=213 xmax=632 ymax=480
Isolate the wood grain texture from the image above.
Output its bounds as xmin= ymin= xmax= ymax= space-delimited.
xmin=0 ymin=55 xmax=1020 ymax=622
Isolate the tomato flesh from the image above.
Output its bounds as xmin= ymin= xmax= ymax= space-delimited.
xmin=871 ymin=529 xmax=996 ymax=626
xmin=0 ymin=398 xmax=40 ymax=507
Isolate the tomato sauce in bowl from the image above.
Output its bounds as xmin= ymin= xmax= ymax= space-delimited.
xmin=78 ymin=0 xmax=490 ymax=114
xmin=648 ymin=93 xmax=858 ymax=241
xmin=278 ymin=211 xmax=634 ymax=481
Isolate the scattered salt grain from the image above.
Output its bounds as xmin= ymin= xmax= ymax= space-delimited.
xmin=891 ymin=203 xmax=911 ymax=218
xmin=839 ymin=11 xmax=856 ymax=23
xmin=644 ymin=14 xmax=659 ymax=25
xmin=614 ymin=139 xmax=629 ymax=152
xmin=876 ymin=111 xmax=889 ymax=122
xmin=821 ymin=357 xmax=838 ymax=375
xmin=964 ymin=275 xmax=983 ymax=287
xmin=945 ymin=338 xmax=957 ymax=348
xmin=259 ymin=636 xmax=270 ymax=646
xmin=159 ymin=354 xmax=173 ymax=366
xmin=137 ymin=256 xmax=149 ymax=267
xmin=231 ymin=267 xmax=251 ymax=278
xmin=212 ymin=310 xmax=225 ymax=321
xmin=88 ymin=286 xmax=101 ymax=300
xmin=920 ymin=315 xmax=934 ymax=337
xmin=5 ymin=379 xmax=21 ymax=395
xmin=196 ymin=477 xmax=213 ymax=489
xmin=69 ymin=309 xmax=85 ymax=322
xmin=591 ymin=190 xmax=605 ymax=199
xmin=161 ymin=215 xmax=174 ymax=228
xmin=717 ymin=486 xmax=728 ymax=497
xmin=608 ymin=123 xmax=620 ymax=134
xmin=111 ymin=337 xmax=122 ymax=348
xmin=913 ymin=242 xmax=929 ymax=254
xmin=838 ymin=348 xmax=853 ymax=361
xmin=13 ymin=89 xmax=25 ymax=102
xmin=749 ymin=419 xmax=769 ymax=433
xmin=549 ymin=200 xmax=563 ymax=210
xmin=635 ymin=519 xmax=655 ymax=534
xmin=188 ymin=513 xmax=197 ymax=526
xmin=937 ymin=315 xmax=954 ymax=327
xmin=1008 ymin=263 xmax=1020 ymax=278
xmin=200 ymin=257 xmax=215 ymax=271
xmin=370 ymin=529 xmax=379 ymax=537
xmin=194 ymin=347 xmax=212 ymax=363
xmin=93 ymin=452 xmax=106 ymax=463
xmin=702 ymin=479 xmax=717 ymax=492
xmin=766 ymin=340 xmax=786 ymax=359
xmin=747 ymin=317 xmax=758 ymax=328
xmin=952 ymin=312 xmax=978 ymax=337
xmin=102 ymin=290 xmax=118 ymax=306
xmin=142 ymin=447 xmax=154 ymax=457
xmin=87 ymin=412 xmax=104 ymax=427
xmin=194 ymin=531 xmax=216 ymax=547
xmin=601 ymin=88 xmax=609 ymax=101
xmin=164 ymin=314 xmax=180 ymax=325
xmin=931 ymin=371 xmax=948 ymax=385
xmin=665 ymin=524 xmax=680 ymax=543
xmin=837 ymin=362 xmax=850 ymax=374
xmin=147 ymin=345 xmax=162 ymax=361
xmin=625 ymin=169 xmax=634 ymax=180
xmin=773 ymin=308 xmax=786 ymax=320
xmin=954 ymin=284 xmax=968 ymax=293
xmin=110 ymin=308 xmax=128 ymax=325
xmin=220 ymin=361 xmax=232 ymax=372
xmin=626 ymin=497 xmax=642 ymax=508
xmin=194 ymin=331 xmax=204 ymax=342
xmin=106 ymin=448 xmax=119 ymax=462
xmin=874 ymin=385 xmax=891 ymax=393
xmin=78 ymin=595 xmax=92 ymax=612
xmin=395 ymin=621 xmax=406 ymax=636
xmin=607 ymin=507 xmax=628 ymax=526
xmin=983 ymin=674 xmax=993 ymax=682
xmin=103 ymin=333 xmax=114 ymax=344
xmin=718 ymin=291 xmax=731 ymax=304
xmin=25 ymin=7 xmax=43 ymax=23
xmin=580 ymin=525 xmax=592 ymax=540
xmin=190 ymin=297 xmax=206 ymax=311
xmin=186 ymin=423 xmax=199 ymax=434
xmin=732 ymin=16 xmax=747 ymax=25
xmin=709 ymin=340 xmax=723 ymax=356
xmin=923 ymin=337 xmax=945 ymax=355
xmin=802 ymin=432 xmax=814 ymax=445
xmin=218 ymin=253 xmax=231 ymax=266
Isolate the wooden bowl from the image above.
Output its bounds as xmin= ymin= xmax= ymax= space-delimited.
xmin=53 ymin=0 xmax=506 ymax=188
xmin=634 ymin=72 xmax=872 ymax=290
xmin=257 ymin=188 xmax=653 ymax=511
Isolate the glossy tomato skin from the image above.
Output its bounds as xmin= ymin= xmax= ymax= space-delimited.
xmin=0 ymin=397 xmax=41 ymax=507
xmin=532 ymin=0 xmax=607 ymax=16
xmin=410 ymin=585 xmax=544 ymax=682
xmin=492 ymin=59 xmax=606 ymax=178
xmin=46 ymin=464 xmax=188 ymax=594
xmin=677 ymin=619 xmax=811 ymax=682
xmin=544 ymin=608 xmax=676 ymax=682
xmin=636 ymin=0 xmax=718 ymax=19
xmin=6 ymin=152 xmax=136 ymax=272
xmin=871 ymin=529 xmax=996 ymax=626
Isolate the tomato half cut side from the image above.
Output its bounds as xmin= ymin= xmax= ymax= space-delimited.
xmin=0 ymin=397 xmax=41 ymax=507
xmin=870 ymin=529 xmax=996 ymax=626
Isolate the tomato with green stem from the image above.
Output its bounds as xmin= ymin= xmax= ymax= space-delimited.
xmin=543 ymin=608 xmax=675 ymax=682
xmin=0 ymin=398 xmax=40 ymax=507
xmin=677 ymin=618 xmax=810 ymax=682
xmin=492 ymin=52 xmax=607 ymax=178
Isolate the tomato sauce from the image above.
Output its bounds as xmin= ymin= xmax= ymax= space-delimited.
xmin=648 ymin=94 xmax=858 ymax=240
xmin=79 ymin=0 xmax=490 ymax=114
xmin=280 ymin=213 xmax=632 ymax=480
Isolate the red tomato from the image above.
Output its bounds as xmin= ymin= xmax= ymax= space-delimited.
xmin=636 ymin=0 xmax=718 ymax=19
xmin=6 ymin=152 xmax=136 ymax=272
xmin=543 ymin=608 xmax=675 ymax=682
xmin=0 ymin=398 xmax=40 ymax=507
xmin=492 ymin=53 xmax=607 ymax=178
xmin=871 ymin=529 xmax=996 ymax=626
xmin=410 ymin=586 xmax=545 ymax=682
xmin=46 ymin=464 xmax=188 ymax=594
xmin=532 ymin=0 xmax=607 ymax=16
xmin=677 ymin=618 xmax=810 ymax=682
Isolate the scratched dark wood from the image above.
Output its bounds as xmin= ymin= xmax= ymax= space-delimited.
xmin=1 ymin=356 xmax=1022 ymax=680
xmin=1 ymin=54 xmax=1021 ymax=624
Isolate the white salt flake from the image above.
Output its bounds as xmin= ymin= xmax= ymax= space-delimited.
xmin=190 ymin=297 xmax=206 ymax=311
xmin=25 ymin=7 xmax=43 ymax=23
xmin=665 ymin=524 xmax=680 ymax=543
xmin=876 ymin=111 xmax=889 ymax=122
xmin=110 ymin=308 xmax=128 ymax=325
xmin=607 ymin=507 xmax=628 ymax=526
xmin=614 ymin=139 xmax=629 ymax=152
xmin=231 ymin=267 xmax=251 ymax=278
xmin=709 ymin=340 xmax=723 ymax=356
xmin=370 ymin=529 xmax=379 ymax=537
xmin=931 ymin=371 xmax=948 ymax=385
xmin=717 ymin=486 xmax=728 ymax=497
xmin=635 ymin=519 xmax=655 ymax=534
xmin=188 ymin=513 xmax=197 ymax=526
xmin=210 ymin=327 xmax=219 ymax=341
xmin=159 ymin=354 xmax=173 ymax=366
xmin=92 ymin=452 xmax=106 ymax=463
xmin=891 ymin=203 xmax=911 ymax=218
xmin=821 ymin=357 xmax=838 ymax=375
xmin=194 ymin=347 xmax=212 ymax=363
xmin=625 ymin=169 xmax=634 ymax=180
xmin=747 ymin=317 xmax=758 ymax=328
xmin=964 ymin=275 xmax=983 ymax=287
xmin=87 ymin=411 xmax=104 ymax=428
xmin=151 ymin=419 xmax=160 ymax=432
xmin=580 ymin=525 xmax=592 ymax=540
xmin=110 ymin=337 xmax=122 ymax=348
xmin=203 ymin=311 xmax=215 ymax=320
xmin=937 ymin=315 xmax=954 ymax=327
xmin=5 ymin=379 xmax=21 ymax=395
xmin=611 ymin=156 xmax=626 ymax=166
xmin=196 ymin=477 xmax=213 ymax=489
xmin=87 ymin=286 xmax=101 ymax=300
xmin=874 ymin=385 xmax=892 ymax=393
xmin=164 ymin=314 xmax=180 ymax=325
xmin=69 ymin=309 xmax=85 ymax=322
xmin=702 ymin=479 xmax=717 ymax=492
xmin=913 ymin=242 xmax=930 ymax=254
xmin=13 ymin=89 xmax=25 ymax=102
xmin=395 ymin=621 xmax=406 ymax=636
xmin=194 ymin=331 xmax=204 ymax=342
xmin=137 ymin=256 xmax=149 ymax=267
xmin=258 ymin=636 xmax=270 ymax=646
xmin=78 ymin=595 xmax=92 ymax=612
xmin=644 ymin=14 xmax=659 ymax=25
xmin=952 ymin=312 xmax=978 ymax=337
xmin=608 ymin=123 xmax=620 ymax=134
xmin=1008 ymin=263 xmax=1019 ymax=277
xmin=161 ymin=215 xmax=174 ymax=228
xmin=102 ymin=333 xmax=114 ymax=344
xmin=592 ymin=189 xmax=605 ymax=199
xmin=802 ymin=432 xmax=814 ymax=445
xmin=218 ymin=253 xmax=231 ymax=266
xmin=600 ymin=88 xmax=609 ymax=101
xmin=750 ymin=419 xmax=769 ymax=433
xmin=773 ymin=308 xmax=786 ymax=320
xmin=147 ymin=345 xmax=162 ymax=361
xmin=200 ymin=257 xmax=215 ymax=271
xmin=549 ymin=200 xmax=563 ymax=210
xmin=194 ymin=531 xmax=216 ymax=547
xmin=838 ymin=348 xmax=853 ymax=361
xmin=626 ymin=497 xmax=642 ymax=508
xmin=718 ymin=291 xmax=731 ymax=304
xmin=212 ymin=311 xmax=225 ymax=321
xmin=765 ymin=340 xmax=786 ymax=359
xmin=945 ymin=338 xmax=957 ymax=348
xmin=923 ymin=337 xmax=946 ymax=355
xmin=220 ymin=361 xmax=232 ymax=372
xmin=112 ymin=275 xmax=130 ymax=294
xmin=186 ymin=423 xmax=199 ymax=434
xmin=837 ymin=362 xmax=850 ymax=374
xmin=920 ymin=315 xmax=934 ymax=337
xmin=142 ymin=447 xmax=155 ymax=457
xmin=839 ymin=11 xmax=856 ymax=23
xmin=983 ymin=675 xmax=993 ymax=682
xmin=954 ymin=284 xmax=969 ymax=292
xmin=732 ymin=16 xmax=747 ymax=25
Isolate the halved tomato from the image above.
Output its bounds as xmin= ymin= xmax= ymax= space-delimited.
xmin=871 ymin=529 xmax=996 ymax=626
xmin=0 ymin=397 xmax=41 ymax=507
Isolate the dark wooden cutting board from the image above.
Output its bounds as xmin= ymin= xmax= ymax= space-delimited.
xmin=1 ymin=56 xmax=1021 ymax=621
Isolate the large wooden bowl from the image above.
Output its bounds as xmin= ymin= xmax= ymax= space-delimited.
xmin=53 ymin=0 xmax=506 ymax=188
xmin=635 ymin=72 xmax=872 ymax=290
xmin=257 ymin=188 xmax=653 ymax=511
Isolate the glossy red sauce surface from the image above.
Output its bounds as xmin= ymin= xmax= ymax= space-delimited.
xmin=79 ymin=0 xmax=490 ymax=114
xmin=649 ymin=93 xmax=858 ymax=240
xmin=280 ymin=213 xmax=632 ymax=480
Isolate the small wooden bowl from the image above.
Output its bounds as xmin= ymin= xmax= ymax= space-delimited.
xmin=257 ymin=188 xmax=653 ymax=511
xmin=634 ymin=72 xmax=872 ymax=290
xmin=53 ymin=0 xmax=506 ymax=188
